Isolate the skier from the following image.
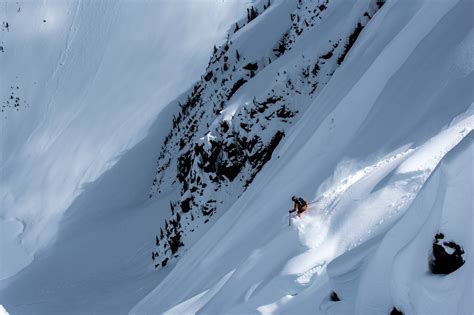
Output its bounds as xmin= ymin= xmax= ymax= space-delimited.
xmin=289 ymin=195 xmax=308 ymax=218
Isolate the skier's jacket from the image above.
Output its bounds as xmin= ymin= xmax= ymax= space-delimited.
xmin=294 ymin=197 xmax=307 ymax=209
xmin=291 ymin=197 xmax=308 ymax=215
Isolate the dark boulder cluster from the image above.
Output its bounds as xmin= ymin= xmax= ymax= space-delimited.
xmin=390 ymin=307 xmax=403 ymax=315
xmin=329 ymin=291 xmax=340 ymax=302
xmin=2 ymin=85 xmax=28 ymax=113
xmin=430 ymin=232 xmax=465 ymax=275
xmin=2 ymin=21 xmax=9 ymax=32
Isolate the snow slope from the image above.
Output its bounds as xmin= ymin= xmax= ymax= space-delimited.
xmin=1 ymin=0 xmax=472 ymax=314
xmin=148 ymin=0 xmax=385 ymax=269
xmin=133 ymin=0 xmax=473 ymax=313
xmin=0 ymin=0 xmax=246 ymax=313
xmin=0 ymin=0 xmax=245 ymax=280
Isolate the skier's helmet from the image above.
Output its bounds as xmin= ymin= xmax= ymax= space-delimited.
xmin=291 ymin=195 xmax=297 ymax=202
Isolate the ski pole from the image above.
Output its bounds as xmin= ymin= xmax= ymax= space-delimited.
xmin=307 ymin=195 xmax=324 ymax=206
xmin=288 ymin=209 xmax=295 ymax=226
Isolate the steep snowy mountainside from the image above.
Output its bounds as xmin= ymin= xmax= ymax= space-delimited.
xmin=320 ymin=131 xmax=472 ymax=315
xmin=0 ymin=0 xmax=472 ymax=314
xmin=0 ymin=0 xmax=245 ymax=280
xmin=133 ymin=0 xmax=473 ymax=313
xmin=150 ymin=0 xmax=384 ymax=269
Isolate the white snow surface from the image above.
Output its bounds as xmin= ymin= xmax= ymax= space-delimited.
xmin=0 ymin=0 xmax=245 ymax=280
xmin=1 ymin=0 xmax=473 ymax=314
xmin=133 ymin=0 xmax=473 ymax=314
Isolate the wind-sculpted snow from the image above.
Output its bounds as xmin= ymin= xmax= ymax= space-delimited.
xmin=135 ymin=106 xmax=473 ymax=315
xmin=133 ymin=0 xmax=473 ymax=313
xmin=1 ymin=0 xmax=473 ymax=314
xmin=150 ymin=0 xmax=384 ymax=269
xmin=324 ymin=130 xmax=472 ymax=315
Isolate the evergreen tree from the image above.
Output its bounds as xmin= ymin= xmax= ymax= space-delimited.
xmin=247 ymin=6 xmax=259 ymax=22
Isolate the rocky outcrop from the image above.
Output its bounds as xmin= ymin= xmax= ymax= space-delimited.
xmin=150 ymin=0 xmax=383 ymax=268
xmin=429 ymin=233 xmax=465 ymax=275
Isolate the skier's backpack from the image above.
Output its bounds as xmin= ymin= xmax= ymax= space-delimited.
xmin=296 ymin=197 xmax=307 ymax=207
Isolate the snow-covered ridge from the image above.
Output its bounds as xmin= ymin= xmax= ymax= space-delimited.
xmin=1 ymin=0 xmax=472 ymax=314
xmin=150 ymin=0 xmax=384 ymax=269
xmin=134 ymin=0 xmax=473 ymax=313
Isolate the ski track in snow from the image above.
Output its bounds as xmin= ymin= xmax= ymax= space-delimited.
xmin=131 ymin=0 xmax=473 ymax=312
xmin=2 ymin=0 xmax=473 ymax=313
xmin=141 ymin=108 xmax=473 ymax=315
xmin=287 ymin=108 xmax=473 ymax=298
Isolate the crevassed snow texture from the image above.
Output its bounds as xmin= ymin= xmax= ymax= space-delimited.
xmin=0 ymin=0 xmax=245 ymax=280
xmin=132 ymin=0 xmax=473 ymax=314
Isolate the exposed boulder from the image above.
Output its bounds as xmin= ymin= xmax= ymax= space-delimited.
xmin=429 ymin=233 xmax=465 ymax=275
xmin=329 ymin=291 xmax=340 ymax=302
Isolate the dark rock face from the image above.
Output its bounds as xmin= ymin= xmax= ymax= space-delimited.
xmin=227 ymin=78 xmax=247 ymax=100
xmin=337 ymin=22 xmax=364 ymax=65
xmin=204 ymin=71 xmax=213 ymax=82
xmin=390 ymin=307 xmax=403 ymax=315
xmin=430 ymin=233 xmax=465 ymax=275
xmin=329 ymin=291 xmax=340 ymax=302
xmin=149 ymin=0 xmax=384 ymax=269
xmin=243 ymin=62 xmax=258 ymax=72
